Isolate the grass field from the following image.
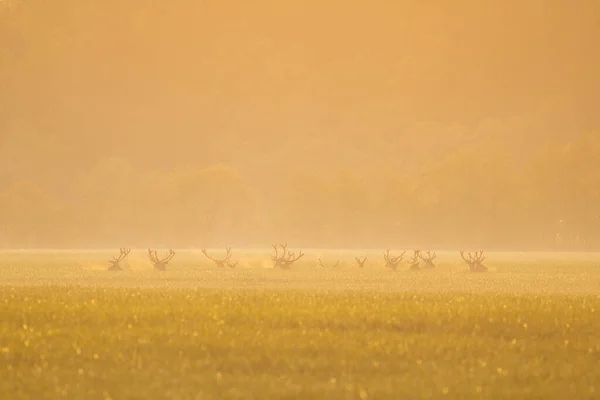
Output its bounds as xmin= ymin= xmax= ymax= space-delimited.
xmin=1 ymin=250 xmax=600 ymax=399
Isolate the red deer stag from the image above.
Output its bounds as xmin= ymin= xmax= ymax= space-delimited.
xmin=355 ymin=256 xmax=367 ymax=268
xmin=147 ymin=249 xmax=176 ymax=271
xmin=108 ymin=248 xmax=131 ymax=271
xmin=460 ymin=250 xmax=488 ymax=272
xmin=419 ymin=250 xmax=437 ymax=269
xmin=383 ymin=250 xmax=405 ymax=271
xmin=201 ymin=247 xmax=238 ymax=268
xmin=317 ymin=258 xmax=340 ymax=268
xmin=408 ymin=249 xmax=421 ymax=270
xmin=270 ymin=243 xmax=304 ymax=270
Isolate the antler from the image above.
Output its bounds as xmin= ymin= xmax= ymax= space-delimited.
xmin=109 ymin=248 xmax=131 ymax=271
xmin=162 ymin=249 xmax=176 ymax=263
xmin=147 ymin=248 xmax=176 ymax=270
xmin=460 ymin=250 xmax=487 ymax=272
xmin=355 ymin=256 xmax=367 ymax=267
xmin=279 ymin=243 xmax=289 ymax=258
xmin=419 ymin=250 xmax=436 ymax=268
xmin=271 ymin=243 xmax=304 ymax=269
xmin=409 ymin=249 xmax=421 ymax=263
xmin=459 ymin=250 xmax=471 ymax=264
xmin=383 ymin=250 xmax=405 ymax=270
xmin=383 ymin=250 xmax=405 ymax=263
xmin=112 ymin=248 xmax=130 ymax=263
xmin=408 ymin=249 xmax=421 ymax=270
xmin=419 ymin=250 xmax=436 ymax=262
xmin=150 ymin=249 xmax=175 ymax=263
xmin=473 ymin=250 xmax=485 ymax=263
xmin=270 ymin=244 xmax=282 ymax=263
xmin=148 ymin=248 xmax=160 ymax=263
xmin=201 ymin=247 xmax=234 ymax=268
xmin=285 ymin=250 xmax=304 ymax=263
xmin=317 ymin=258 xmax=340 ymax=268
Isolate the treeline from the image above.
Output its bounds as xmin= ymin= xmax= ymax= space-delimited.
xmin=0 ymin=132 xmax=598 ymax=250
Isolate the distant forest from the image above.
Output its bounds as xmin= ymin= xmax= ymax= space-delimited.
xmin=1 ymin=131 xmax=598 ymax=249
xmin=1 ymin=1 xmax=599 ymax=249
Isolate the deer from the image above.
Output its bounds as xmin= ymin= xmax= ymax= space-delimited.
xmin=460 ymin=250 xmax=488 ymax=272
xmin=201 ymin=247 xmax=238 ymax=268
xmin=108 ymin=248 xmax=131 ymax=271
xmin=147 ymin=248 xmax=176 ymax=271
xmin=317 ymin=258 xmax=340 ymax=268
xmin=270 ymin=243 xmax=304 ymax=270
xmin=408 ymin=249 xmax=421 ymax=270
xmin=419 ymin=250 xmax=437 ymax=269
xmin=355 ymin=256 xmax=368 ymax=268
xmin=383 ymin=250 xmax=405 ymax=271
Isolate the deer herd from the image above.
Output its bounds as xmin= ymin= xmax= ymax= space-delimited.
xmin=107 ymin=245 xmax=489 ymax=273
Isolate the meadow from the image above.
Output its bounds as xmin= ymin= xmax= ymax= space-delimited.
xmin=1 ymin=250 xmax=600 ymax=399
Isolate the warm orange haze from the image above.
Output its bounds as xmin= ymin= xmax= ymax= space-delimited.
xmin=1 ymin=0 xmax=599 ymax=249
xmin=2 ymin=3 xmax=600 ymax=399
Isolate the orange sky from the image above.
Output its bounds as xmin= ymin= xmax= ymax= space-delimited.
xmin=2 ymin=0 xmax=598 ymax=140
xmin=1 ymin=0 xmax=599 ymax=248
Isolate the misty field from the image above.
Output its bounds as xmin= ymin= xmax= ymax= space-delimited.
xmin=1 ymin=251 xmax=600 ymax=399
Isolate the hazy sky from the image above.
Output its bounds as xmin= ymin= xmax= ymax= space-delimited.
xmin=0 ymin=1 xmax=599 ymax=248
xmin=2 ymin=0 xmax=599 ymax=166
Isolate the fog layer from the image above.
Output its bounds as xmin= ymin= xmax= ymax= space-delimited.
xmin=1 ymin=1 xmax=599 ymax=249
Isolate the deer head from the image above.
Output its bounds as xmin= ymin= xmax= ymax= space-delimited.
xmin=460 ymin=250 xmax=487 ymax=272
xmin=317 ymin=258 xmax=340 ymax=268
xmin=408 ymin=249 xmax=421 ymax=270
xmin=270 ymin=243 xmax=304 ymax=270
xmin=108 ymin=248 xmax=130 ymax=271
xmin=147 ymin=249 xmax=176 ymax=271
xmin=419 ymin=250 xmax=437 ymax=268
xmin=383 ymin=250 xmax=405 ymax=271
xmin=201 ymin=247 xmax=237 ymax=268
xmin=355 ymin=256 xmax=367 ymax=268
